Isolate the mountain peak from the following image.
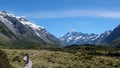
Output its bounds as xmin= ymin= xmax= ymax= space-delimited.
xmin=0 ymin=11 xmax=7 ymax=14
xmin=0 ymin=11 xmax=14 ymax=17
xmin=0 ymin=11 xmax=45 ymax=30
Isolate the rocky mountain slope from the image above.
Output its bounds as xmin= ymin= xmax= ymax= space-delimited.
xmin=103 ymin=25 xmax=120 ymax=43
xmin=103 ymin=24 xmax=120 ymax=47
xmin=0 ymin=11 xmax=63 ymax=48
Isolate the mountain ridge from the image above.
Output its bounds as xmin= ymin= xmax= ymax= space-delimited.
xmin=0 ymin=11 xmax=64 ymax=48
xmin=60 ymin=24 xmax=120 ymax=47
xmin=60 ymin=30 xmax=112 ymax=46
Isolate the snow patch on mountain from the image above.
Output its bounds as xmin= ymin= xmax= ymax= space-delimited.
xmin=0 ymin=11 xmax=45 ymax=38
xmin=18 ymin=18 xmax=44 ymax=30
xmin=60 ymin=30 xmax=112 ymax=46
xmin=0 ymin=11 xmax=44 ymax=30
xmin=0 ymin=11 xmax=64 ymax=46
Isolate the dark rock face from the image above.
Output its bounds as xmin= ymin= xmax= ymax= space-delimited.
xmin=103 ymin=25 xmax=120 ymax=43
xmin=102 ymin=25 xmax=120 ymax=47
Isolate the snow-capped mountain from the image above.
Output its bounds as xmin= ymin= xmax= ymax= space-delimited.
xmin=0 ymin=11 xmax=63 ymax=48
xmin=60 ymin=30 xmax=112 ymax=46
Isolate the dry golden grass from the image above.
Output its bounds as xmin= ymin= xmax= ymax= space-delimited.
xmin=2 ymin=48 xmax=120 ymax=68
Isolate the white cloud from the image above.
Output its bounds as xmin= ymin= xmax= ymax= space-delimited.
xmin=70 ymin=29 xmax=77 ymax=32
xmin=20 ymin=9 xmax=120 ymax=19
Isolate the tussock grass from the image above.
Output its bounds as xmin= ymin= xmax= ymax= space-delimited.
xmin=1 ymin=46 xmax=120 ymax=68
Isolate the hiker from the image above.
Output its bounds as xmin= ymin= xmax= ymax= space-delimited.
xmin=23 ymin=53 xmax=32 ymax=68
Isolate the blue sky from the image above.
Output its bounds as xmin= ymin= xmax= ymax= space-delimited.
xmin=0 ymin=0 xmax=120 ymax=37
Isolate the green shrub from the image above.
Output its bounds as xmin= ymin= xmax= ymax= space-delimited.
xmin=0 ymin=50 xmax=13 ymax=68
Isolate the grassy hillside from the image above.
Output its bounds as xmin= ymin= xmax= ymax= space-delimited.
xmin=1 ymin=45 xmax=120 ymax=68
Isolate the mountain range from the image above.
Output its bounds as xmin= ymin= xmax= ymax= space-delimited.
xmin=0 ymin=11 xmax=63 ymax=48
xmin=0 ymin=11 xmax=120 ymax=48
xmin=60 ymin=30 xmax=111 ymax=45
xmin=60 ymin=24 xmax=120 ymax=47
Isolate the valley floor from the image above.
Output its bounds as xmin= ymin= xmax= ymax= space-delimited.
xmin=1 ymin=46 xmax=120 ymax=68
